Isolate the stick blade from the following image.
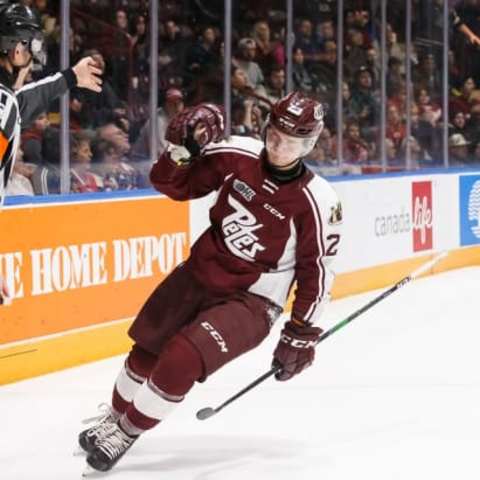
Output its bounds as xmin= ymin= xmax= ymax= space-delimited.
xmin=196 ymin=407 xmax=217 ymax=420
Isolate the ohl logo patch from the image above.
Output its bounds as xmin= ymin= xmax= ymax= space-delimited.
xmin=412 ymin=181 xmax=433 ymax=252
xmin=459 ymin=175 xmax=480 ymax=246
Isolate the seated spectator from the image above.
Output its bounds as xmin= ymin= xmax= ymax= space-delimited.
xmin=386 ymin=23 xmax=406 ymax=72
xmin=344 ymin=27 xmax=369 ymax=79
xmin=365 ymin=46 xmax=381 ymax=90
xmin=231 ymin=98 xmax=262 ymax=139
xmin=131 ymin=87 xmax=185 ymax=161
xmin=412 ymin=53 xmax=442 ymax=94
xmin=295 ymin=18 xmax=321 ymax=70
xmin=410 ymin=102 xmax=438 ymax=161
xmin=317 ymin=127 xmax=337 ymax=164
xmin=256 ymin=66 xmax=286 ymax=106
xmin=231 ymin=65 xmax=253 ymax=103
xmin=386 ymin=57 xmax=404 ymax=97
xmin=94 ymin=123 xmax=142 ymax=190
xmin=386 ymin=103 xmax=406 ymax=151
xmin=315 ymin=19 xmax=336 ymax=48
xmin=235 ymin=38 xmax=265 ymax=91
xmin=70 ymin=132 xmax=104 ymax=193
xmin=448 ymin=133 xmax=471 ymax=166
xmin=292 ymin=47 xmax=315 ymax=93
xmin=343 ymin=121 xmax=370 ymax=165
xmin=313 ymin=40 xmax=338 ymax=105
xmin=21 ymin=111 xmax=50 ymax=165
xmin=416 ymin=87 xmax=442 ymax=127
xmin=449 ymin=76 xmax=477 ymax=119
xmin=5 ymin=148 xmax=34 ymax=197
xmin=252 ymin=20 xmax=283 ymax=73
xmin=350 ymin=66 xmax=379 ymax=131
xmin=185 ymin=26 xmax=219 ymax=78
xmin=449 ymin=111 xmax=468 ymax=138
xmin=385 ymin=137 xmax=398 ymax=166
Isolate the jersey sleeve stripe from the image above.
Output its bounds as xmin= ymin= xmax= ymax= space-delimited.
xmin=16 ymin=72 xmax=63 ymax=94
xmin=204 ymin=146 xmax=260 ymax=160
xmin=302 ymin=186 xmax=326 ymax=322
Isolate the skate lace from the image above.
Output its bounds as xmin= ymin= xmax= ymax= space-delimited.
xmin=98 ymin=426 xmax=135 ymax=460
xmin=82 ymin=403 xmax=116 ymax=439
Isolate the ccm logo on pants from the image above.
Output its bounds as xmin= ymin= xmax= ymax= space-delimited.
xmin=200 ymin=322 xmax=229 ymax=353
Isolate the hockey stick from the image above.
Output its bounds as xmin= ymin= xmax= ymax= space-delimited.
xmin=196 ymin=251 xmax=448 ymax=420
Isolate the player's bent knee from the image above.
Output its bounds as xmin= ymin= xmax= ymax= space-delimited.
xmin=127 ymin=344 xmax=158 ymax=380
xmin=150 ymin=334 xmax=205 ymax=397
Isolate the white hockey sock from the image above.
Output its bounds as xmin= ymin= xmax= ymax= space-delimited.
xmin=119 ymin=379 xmax=183 ymax=436
xmin=114 ymin=360 xmax=146 ymax=407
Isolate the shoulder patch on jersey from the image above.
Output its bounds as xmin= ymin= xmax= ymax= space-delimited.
xmin=328 ymin=201 xmax=343 ymax=225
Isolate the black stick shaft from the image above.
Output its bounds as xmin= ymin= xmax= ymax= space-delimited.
xmin=200 ymin=253 xmax=445 ymax=418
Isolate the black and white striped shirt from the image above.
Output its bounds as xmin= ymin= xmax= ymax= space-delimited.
xmin=0 ymin=68 xmax=76 ymax=205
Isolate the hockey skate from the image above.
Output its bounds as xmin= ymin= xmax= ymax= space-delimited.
xmin=83 ymin=423 xmax=137 ymax=475
xmin=76 ymin=404 xmax=118 ymax=455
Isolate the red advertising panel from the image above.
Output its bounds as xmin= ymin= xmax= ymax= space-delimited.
xmin=412 ymin=181 xmax=433 ymax=252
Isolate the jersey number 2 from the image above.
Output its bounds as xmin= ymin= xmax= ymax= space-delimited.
xmin=326 ymin=234 xmax=340 ymax=256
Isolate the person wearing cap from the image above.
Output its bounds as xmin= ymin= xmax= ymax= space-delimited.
xmin=448 ymin=133 xmax=471 ymax=165
xmin=234 ymin=37 xmax=264 ymax=91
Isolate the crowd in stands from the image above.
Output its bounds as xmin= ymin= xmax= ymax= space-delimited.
xmin=6 ymin=0 xmax=480 ymax=197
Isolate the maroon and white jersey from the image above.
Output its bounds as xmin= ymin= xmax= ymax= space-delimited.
xmin=150 ymin=136 xmax=342 ymax=326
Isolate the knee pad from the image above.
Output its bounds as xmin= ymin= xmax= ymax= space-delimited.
xmin=127 ymin=344 xmax=158 ymax=380
xmin=150 ymin=334 xmax=204 ymax=397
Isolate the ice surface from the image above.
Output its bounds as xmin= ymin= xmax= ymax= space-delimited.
xmin=1 ymin=267 xmax=479 ymax=479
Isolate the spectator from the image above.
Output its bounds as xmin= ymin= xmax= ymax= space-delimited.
xmin=412 ymin=53 xmax=442 ymax=94
xmin=313 ymin=40 xmax=338 ymax=105
xmin=448 ymin=133 xmax=471 ymax=165
xmin=252 ymin=20 xmax=282 ymax=73
xmin=365 ymin=46 xmax=381 ymax=90
xmin=235 ymin=38 xmax=265 ymax=92
xmin=386 ymin=23 xmax=406 ymax=72
xmin=21 ymin=111 xmax=50 ymax=165
xmin=386 ymin=57 xmax=404 ymax=97
xmin=185 ymin=26 xmax=219 ymax=78
xmin=450 ymin=76 xmax=477 ymax=118
xmin=343 ymin=120 xmax=370 ymax=165
xmin=465 ymin=101 xmax=480 ymax=145
xmin=295 ymin=18 xmax=321 ymax=70
xmin=450 ymin=111 xmax=468 ymax=137
xmin=292 ymin=47 xmax=315 ymax=93
xmin=257 ymin=66 xmax=286 ymax=106
xmin=386 ymin=103 xmax=406 ymax=151
xmin=416 ymin=87 xmax=442 ymax=127
xmin=70 ymin=132 xmax=104 ymax=193
xmin=410 ymin=102 xmax=438 ymax=162
xmin=131 ymin=87 xmax=185 ymax=161
xmin=350 ymin=66 xmax=379 ymax=131
xmin=315 ymin=19 xmax=336 ymax=48
xmin=95 ymin=123 xmax=141 ymax=190
xmin=344 ymin=27 xmax=369 ymax=79
xmin=317 ymin=127 xmax=337 ymax=164
xmin=5 ymin=147 xmax=34 ymax=197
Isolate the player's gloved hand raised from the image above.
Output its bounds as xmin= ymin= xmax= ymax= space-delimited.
xmin=272 ymin=320 xmax=323 ymax=381
xmin=166 ymin=103 xmax=225 ymax=164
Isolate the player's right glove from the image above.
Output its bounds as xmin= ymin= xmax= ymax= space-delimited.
xmin=272 ymin=320 xmax=322 ymax=381
xmin=166 ymin=103 xmax=225 ymax=165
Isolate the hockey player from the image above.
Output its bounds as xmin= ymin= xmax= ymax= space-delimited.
xmin=0 ymin=2 xmax=102 ymax=305
xmin=80 ymin=91 xmax=343 ymax=473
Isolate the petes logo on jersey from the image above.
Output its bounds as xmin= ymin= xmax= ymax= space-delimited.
xmin=222 ymin=195 xmax=266 ymax=262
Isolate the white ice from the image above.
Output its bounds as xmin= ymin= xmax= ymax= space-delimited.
xmin=1 ymin=266 xmax=479 ymax=480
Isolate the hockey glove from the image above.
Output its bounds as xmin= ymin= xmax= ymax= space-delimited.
xmin=272 ymin=320 xmax=323 ymax=381
xmin=166 ymin=103 xmax=225 ymax=164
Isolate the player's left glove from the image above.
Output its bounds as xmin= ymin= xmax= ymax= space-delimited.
xmin=272 ymin=320 xmax=323 ymax=381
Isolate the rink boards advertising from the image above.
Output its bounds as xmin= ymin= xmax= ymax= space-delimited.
xmin=2 ymin=169 xmax=480 ymax=384
xmin=0 ymin=193 xmax=189 ymax=383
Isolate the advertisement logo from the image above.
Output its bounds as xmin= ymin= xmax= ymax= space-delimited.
xmin=412 ymin=181 xmax=433 ymax=251
xmin=459 ymin=175 xmax=480 ymax=246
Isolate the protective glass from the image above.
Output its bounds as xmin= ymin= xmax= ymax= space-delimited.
xmin=266 ymin=126 xmax=317 ymax=159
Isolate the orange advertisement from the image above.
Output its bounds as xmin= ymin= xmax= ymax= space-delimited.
xmin=0 ymin=195 xmax=190 ymax=344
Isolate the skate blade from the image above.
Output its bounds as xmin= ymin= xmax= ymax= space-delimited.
xmin=82 ymin=465 xmax=102 ymax=477
xmin=73 ymin=446 xmax=87 ymax=456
